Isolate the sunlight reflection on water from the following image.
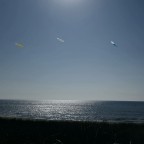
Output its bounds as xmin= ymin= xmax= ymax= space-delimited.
xmin=0 ymin=100 xmax=144 ymax=123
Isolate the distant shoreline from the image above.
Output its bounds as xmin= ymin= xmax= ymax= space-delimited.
xmin=0 ymin=117 xmax=144 ymax=144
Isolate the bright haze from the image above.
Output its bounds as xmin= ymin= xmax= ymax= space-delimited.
xmin=0 ymin=0 xmax=144 ymax=101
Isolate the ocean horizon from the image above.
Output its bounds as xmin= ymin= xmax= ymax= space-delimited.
xmin=0 ymin=99 xmax=144 ymax=123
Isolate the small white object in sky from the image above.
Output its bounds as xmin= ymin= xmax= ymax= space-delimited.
xmin=110 ymin=41 xmax=117 ymax=47
xmin=57 ymin=37 xmax=64 ymax=43
xmin=15 ymin=42 xmax=24 ymax=48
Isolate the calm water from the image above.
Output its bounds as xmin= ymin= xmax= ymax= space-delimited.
xmin=0 ymin=100 xmax=144 ymax=123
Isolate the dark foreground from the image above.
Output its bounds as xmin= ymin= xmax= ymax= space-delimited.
xmin=0 ymin=118 xmax=144 ymax=144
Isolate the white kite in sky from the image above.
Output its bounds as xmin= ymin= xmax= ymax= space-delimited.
xmin=57 ymin=37 xmax=64 ymax=43
xmin=110 ymin=41 xmax=117 ymax=47
xmin=15 ymin=42 xmax=24 ymax=48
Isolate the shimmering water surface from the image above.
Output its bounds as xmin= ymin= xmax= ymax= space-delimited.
xmin=0 ymin=100 xmax=144 ymax=123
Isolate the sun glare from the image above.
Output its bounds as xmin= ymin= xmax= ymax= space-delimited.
xmin=54 ymin=0 xmax=84 ymax=7
xmin=61 ymin=0 xmax=82 ymax=4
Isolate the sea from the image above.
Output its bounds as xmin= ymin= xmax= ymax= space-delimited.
xmin=0 ymin=100 xmax=144 ymax=123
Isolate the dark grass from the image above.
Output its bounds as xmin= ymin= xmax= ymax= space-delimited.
xmin=0 ymin=117 xmax=144 ymax=144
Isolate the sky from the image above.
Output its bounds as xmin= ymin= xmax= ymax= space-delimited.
xmin=0 ymin=0 xmax=144 ymax=101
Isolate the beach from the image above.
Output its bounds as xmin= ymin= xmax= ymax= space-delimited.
xmin=0 ymin=117 xmax=144 ymax=144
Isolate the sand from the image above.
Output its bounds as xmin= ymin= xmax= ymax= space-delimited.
xmin=0 ymin=117 xmax=144 ymax=144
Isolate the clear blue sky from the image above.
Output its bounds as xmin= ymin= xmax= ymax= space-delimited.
xmin=0 ymin=0 xmax=144 ymax=101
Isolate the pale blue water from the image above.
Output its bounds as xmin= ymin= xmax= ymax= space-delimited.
xmin=0 ymin=100 xmax=144 ymax=123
